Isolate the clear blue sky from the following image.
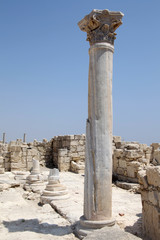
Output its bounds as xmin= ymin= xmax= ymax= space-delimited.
xmin=0 ymin=0 xmax=160 ymax=144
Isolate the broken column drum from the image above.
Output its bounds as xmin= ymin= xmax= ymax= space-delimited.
xmin=25 ymin=159 xmax=45 ymax=193
xmin=77 ymin=9 xmax=124 ymax=237
xmin=41 ymin=168 xmax=68 ymax=203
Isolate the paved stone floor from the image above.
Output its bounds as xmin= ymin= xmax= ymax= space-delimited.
xmin=0 ymin=171 xmax=143 ymax=239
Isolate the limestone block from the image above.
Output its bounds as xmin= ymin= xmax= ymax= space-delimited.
xmin=124 ymin=150 xmax=143 ymax=160
xmin=70 ymin=135 xmax=75 ymax=140
xmin=70 ymin=141 xmax=79 ymax=146
xmin=74 ymin=135 xmax=82 ymax=140
xmin=151 ymin=143 xmax=160 ymax=150
xmin=137 ymin=170 xmax=148 ymax=189
xmin=22 ymin=152 xmax=27 ymax=157
xmin=142 ymin=202 xmax=160 ymax=240
xmin=22 ymin=147 xmax=27 ymax=152
xmin=152 ymin=159 xmax=159 ymax=166
xmin=127 ymin=161 xmax=141 ymax=169
xmin=115 ymin=142 xmax=122 ymax=149
xmin=79 ymin=140 xmax=85 ymax=145
xmin=72 ymin=157 xmax=81 ymax=161
xmin=4 ymin=162 xmax=11 ymax=171
xmin=113 ymin=136 xmax=121 ymax=143
xmin=70 ymin=153 xmax=79 ymax=158
xmin=153 ymin=150 xmax=160 ymax=164
xmin=148 ymin=191 xmax=158 ymax=206
xmin=117 ymin=168 xmax=124 ymax=175
xmin=127 ymin=166 xmax=135 ymax=178
xmin=12 ymin=146 xmax=22 ymax=152
xmin=37 ymin=147 xmax=44 ymax=152
xmin=11 ymin=163 xmax=22 ymax=169
xmin=58 ymin=162 xmax=70 ymax=172
xmin=26 ymin=161 xmax=33 ymax=171
xmin=78 ymin=151 xmax=85 ymax=156
xmin=139 ymin=158 xmax=149 ymax=165
xmin=77 ymin=146 xmax=85 ymax=152
xmin=113 ymin=157 xmax=118 ymax=172
xmin=26 ymin=156 xmax=33 ymax=161
xmin=0 ymin=157 xmax=4 ymax=164
xmin=118 ymin=160 xmax=126 ymax=169
xmin=58 ymin=149 xmax=68 ymax=157
xmin=70 ymin=146 xmax=76 ymax=152
xmin=114 ymin=149 xmax=123 ymax=158
xmin=139 ymin=144 xmax=148 ymax=151
xmin=141 ymin=191 xmax=148 ymax=202
xmin=124 ymin=143 xmax=140 ymax=150
xmin=145 ymin=153 xmax=151 ymax=161
xmin=145 ymin=147 xmax=152 ymax=154
xmin=146 ymin=166 xmax=160 ymax=187
xmin=71 ymin=160 xmax=85 ymax=173
xmin=60 ymin=156 xmax=70 ymax=163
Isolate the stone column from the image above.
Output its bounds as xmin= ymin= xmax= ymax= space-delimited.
xmin=3 ymin=133 xmax=6 ymax=144
xmin=23 ymin=133 xmax=26 ymax=143
xmin=76 ymin=9 xmax=123 ymax=238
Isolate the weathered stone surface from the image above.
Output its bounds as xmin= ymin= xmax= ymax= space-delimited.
xmin=139 ymin=166 xmax=160 ymax=240
xmin=146 ymin=166 xmax=160 ymax=187
xmin=116 ymin=181 xmax=140 ymax=193
xmin=83 ymin=225 xmax=141 ymax=240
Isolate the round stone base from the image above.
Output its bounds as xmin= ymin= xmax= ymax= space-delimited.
xmin=75 ymin=215 xmax=115 ymax=239
xmin=41 ymin=193 xmax=69 ymax=204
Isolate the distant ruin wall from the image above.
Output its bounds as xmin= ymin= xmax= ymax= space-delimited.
xmin=113 ymin=141 xmax=160 ymax=183
xmin=0 ymin=139 xmax=53 ymax=173
xmin=52 ymin=135 xmax=85 ymax=173
xmin=0 ymin=135 xmax=160 ymax=180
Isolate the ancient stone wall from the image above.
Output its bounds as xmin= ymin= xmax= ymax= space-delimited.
xmin=138 ymin=166 xmax=160 ymax=240
xmin=0 ymin=139 xmax=53 ymax=173
xmin=52 ymin=135 xmax=85 ymax=173
xmin=0 ymin=135 xmax=160 ymax=181
xmin=113 ymin=138 xmax=152 ymax=183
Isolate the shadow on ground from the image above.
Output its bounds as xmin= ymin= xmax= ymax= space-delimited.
xmin=124 ymin=213 xmax=143 ymax=239
xmin=3 ymin=218 xmax=73 ymax=236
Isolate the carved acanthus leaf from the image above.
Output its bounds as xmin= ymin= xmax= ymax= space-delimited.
xmin=78 ymin=9 xmax=124 ymax=45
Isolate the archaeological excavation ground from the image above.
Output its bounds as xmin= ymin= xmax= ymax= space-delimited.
xmin=0 ymin=134 xmax=160 ymax=239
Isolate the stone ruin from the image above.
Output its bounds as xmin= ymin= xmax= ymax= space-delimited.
xmin=41 ymin=168 xmax=68 ymax=204
xmin=0 ymin=8 xmax=160 ymax=240
xmin=0 ymin=135 xmax=160 ymax=239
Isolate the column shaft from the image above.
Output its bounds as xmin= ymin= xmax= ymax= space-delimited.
xmin=84 ymin=43 xmax=114 ymax=221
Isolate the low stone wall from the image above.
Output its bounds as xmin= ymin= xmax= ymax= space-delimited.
xmin=113 ymin=141 xmax=152 ymax=183
xmin=0 ymin=139 xmax=53 ymax=172
xmin=52 ymin=135 xmax=85 ymax=173
xmin=138 ymin=166 xmax=160 ymax=240
xmin=0 ymin=135 xmax=160 ymax=181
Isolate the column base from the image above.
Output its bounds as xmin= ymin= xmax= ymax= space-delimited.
xmin=75 ymin=215 xmax=115 ymax=239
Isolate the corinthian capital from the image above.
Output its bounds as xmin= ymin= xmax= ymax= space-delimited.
xmin=78 ymin=9 xmax=124 ymax=45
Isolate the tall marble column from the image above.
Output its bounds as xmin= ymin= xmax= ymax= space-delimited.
xmin=76 ymin=9 xmax=124 ymax=238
